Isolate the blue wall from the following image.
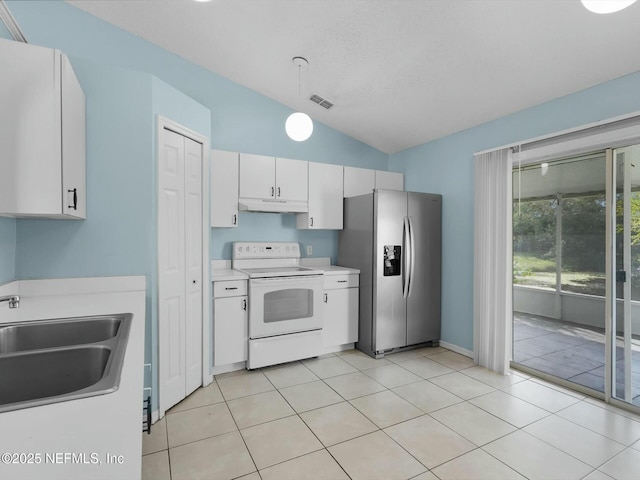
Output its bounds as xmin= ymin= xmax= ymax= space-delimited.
xmin=5 ymin=1 xmax=387 ymax=267
xmin=0 ymin=1 xmax=387 ymax=409
xmin=0 ymin=218 xmax=15 ymax=284
xmin=390 ymin=70 xmax=640 ymax=352
xmin=16 ymin=61 xmax=153 ymax=280
xmin=6 ymin=0 xmax=640 ymax=365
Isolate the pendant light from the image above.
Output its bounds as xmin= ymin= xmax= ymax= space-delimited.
xmin=581 ymin=0 xmax=637 ymax=14
xmin=286 ymin=56 xmax=313 ymax=142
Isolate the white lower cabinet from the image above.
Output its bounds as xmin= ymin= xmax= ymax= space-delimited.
xmin=322 ymin=274 xmax=359 ymax=347
xmin=213 ymin=280 xmax=248 ymax=366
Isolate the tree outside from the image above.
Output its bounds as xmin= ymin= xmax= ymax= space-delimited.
xmin=513 ymin=195 xmax=606 ymax=297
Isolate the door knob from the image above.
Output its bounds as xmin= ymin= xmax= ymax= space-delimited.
xmin=192 ymin=280 xmax=198 ymax=284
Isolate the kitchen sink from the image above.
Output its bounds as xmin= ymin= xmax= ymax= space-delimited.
xmin=0 ymin=346 xmax=110 ymax=406
xmin=0 ymin=314 xmax=132 ymax=413
xmin=0 ymin=316 xmax=122 ymax=353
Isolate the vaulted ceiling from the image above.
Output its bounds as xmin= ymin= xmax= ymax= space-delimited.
xmin=68 ymin=0 xmax=640 ymax=154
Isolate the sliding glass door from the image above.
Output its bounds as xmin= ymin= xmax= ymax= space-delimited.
xmin=612 ymin=145 xmax=640 ymax=407
xmin=512 ymin=153 xmax=608 ymax=396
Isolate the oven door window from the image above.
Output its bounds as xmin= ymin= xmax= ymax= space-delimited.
xmin=264 ymin=288 xmax=314 ymax=323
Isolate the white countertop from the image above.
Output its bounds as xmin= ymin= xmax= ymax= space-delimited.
xmin=210 ymin=258 xmax=358 ymax=280
xmin=212 ymin=268 xmax=248 ymax=281
xmin=300 ymin=257 xmax=359 ymax=275
xmin=314 ymin=264 xmax=360 ymax=275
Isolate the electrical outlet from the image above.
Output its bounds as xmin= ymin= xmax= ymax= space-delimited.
xmin=306 ymin=245 xmax=313 ymax=255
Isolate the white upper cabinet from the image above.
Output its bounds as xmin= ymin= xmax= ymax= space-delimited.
xmin=239 ymin=153 xmax=275 ymax=200
xmin=239 ymin=154 xmax=308 ymax=212
xmin=0 ymin=38 xmax=85 ymax=219
xmin=297 ymin=162 xmax=344 ymax=230
xmin=344 ymin=166 xmax=404 ymax=197
xmin=344 ymin=166 xmax=375 ymax=198
xmin=211 ymin=150 xmax=239 ymax=227
xmin=375 ymin=170 xmax=404 ymax=191
xmin=275 ymin=157 xmax=308 ymax=202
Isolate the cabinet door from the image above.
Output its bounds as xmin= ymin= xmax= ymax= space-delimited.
xmin=375 ymin=170 xmax=404 ymax=191
xmin=344 ymin=166 xmax=375 ymax=198
xmin=61 ymin=54 xmax=86 ymax=219
xmin=214 ymin=296 xmax=248 ymax=365
xmin=300 ymin=162 xmax=343 ymax=229
xmin=0 ymin=39 xmax=61 ymax=216
xmin=275 ymin=157 xmax=308 ymax=201
xmin=211 ymin=150 xmax=239 ymax=227
xmin=239 ymin=153 xmax=275 ymax=200
xmin=322 ymin=288 xmax=358 ymax=347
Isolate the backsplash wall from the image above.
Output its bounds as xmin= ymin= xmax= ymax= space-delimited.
xmin=0 ymin=218 xmax=16 ymax=284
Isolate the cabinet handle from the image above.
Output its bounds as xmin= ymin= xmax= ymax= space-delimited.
xmin=310 ymin=217 xmax=314 ymax=227
xmin=271 ymin=186 xmax=275 ymax=197
xmin=277 ymin=186 xmax=281 ymax=197
xmin=337 ymin=280 xmax=348 ymax=283
xmin=225 ymin=287 xmax=238 ymax=290
xmin=242 ymin=298 xmax=247 ymax=310
xmin=232 ymin=214 xmax=237 ymax=225
xmin=68 ymin=188 xmax=78 ymax=210
xmin=323 ymin=293 xmax=328 ymax=303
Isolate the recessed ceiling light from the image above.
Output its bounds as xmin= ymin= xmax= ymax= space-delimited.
xmin=581 ymin=0 xmax=637 ymax=14
xmin=193 ymin=0 xmax=212 ymax=3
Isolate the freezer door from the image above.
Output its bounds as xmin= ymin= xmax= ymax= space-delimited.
xmin=374 ymin=189 xmax=408 ymax=351
xmin=406 ymin=193 xmax=442 ymax=345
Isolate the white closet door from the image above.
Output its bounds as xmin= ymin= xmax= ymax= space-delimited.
xmin=184 ymin=137 xmax=203 ymax=396
xmin=158 ymin=128 xmax=187 ymax=413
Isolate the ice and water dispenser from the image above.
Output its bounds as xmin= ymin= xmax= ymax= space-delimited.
xmin=383 ymin=245 xmax=401 ymax=276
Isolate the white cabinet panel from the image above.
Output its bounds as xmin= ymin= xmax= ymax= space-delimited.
xmin=61 ymin=54 xmax=86 ymax=218
xmin=239 ymin=154 xmax=307 ymax=204
xmin=275 ymin=157 xmax=308 ymax=201
xmin=0 ymin=38 xmax=85 ymax=219
xmin=297 ymin=162 xmax=343 ymax=230
xmin=344 ymin=166 xmax=375 ymax=197
xmin=323 ymin=286 xmax=359 ymax=347
xmin=239 ymin=153 xmax=275 ymax=200
xmin=211 ymin=150 xmax=239 ymax=227
xmin=214 ymin=295 xmax=248 ymax=366
xmin=375 ymin=170 xmax=404 ymax=191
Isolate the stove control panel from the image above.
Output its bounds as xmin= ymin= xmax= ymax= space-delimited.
xmin=232 ymin=242 xmax=301 ymax=260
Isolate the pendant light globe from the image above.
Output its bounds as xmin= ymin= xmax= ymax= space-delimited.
xmin=286 ymin=112 xmax=313 ymax=142
xmin=581 ymin=0 xmax=637 ymax=14
xmin=286 ymin=56 xmax=313 ymax=141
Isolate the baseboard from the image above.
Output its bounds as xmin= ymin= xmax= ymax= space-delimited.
xmin=439 ymin=341 xmax=474 ymax=359
xmin=322 ymin=343 xmax=355 ymax=355
xmin=212 ymin=361 xmax=246 ymax=376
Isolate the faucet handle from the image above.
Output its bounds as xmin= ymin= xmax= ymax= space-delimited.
xmin=9 ymin=295 xmax=19 ymax=309
xmin=0 ymin=295 xmax=20 ymax=309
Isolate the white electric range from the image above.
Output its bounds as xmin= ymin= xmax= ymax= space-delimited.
xmin=232 ymin=242 xmax=324 ymax=369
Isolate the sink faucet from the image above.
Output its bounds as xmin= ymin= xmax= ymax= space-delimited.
xmin=0 ymin=295 xmax=19 ymax=308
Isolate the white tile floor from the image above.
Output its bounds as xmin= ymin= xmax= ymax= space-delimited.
xmin=142 ymin=347 xmax=640 ymax=480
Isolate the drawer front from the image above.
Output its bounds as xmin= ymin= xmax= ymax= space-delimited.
xmin=324 ymin=274 xmax=359 ymax=290
xmin=213 ymin=280 xmax=247 ymax=298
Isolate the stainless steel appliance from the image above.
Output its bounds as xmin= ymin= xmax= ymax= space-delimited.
xmin=232 ymin=242 xmax=324 ymax=369
xmin=338 ymin=189 xmax=442 ymax=358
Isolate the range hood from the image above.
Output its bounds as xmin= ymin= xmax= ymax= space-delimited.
xmin=238 ymin=197 xmax=308 ymax=213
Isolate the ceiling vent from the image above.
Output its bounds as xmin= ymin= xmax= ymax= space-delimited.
xmin=310 ymin=94 xmax=334 ymax=110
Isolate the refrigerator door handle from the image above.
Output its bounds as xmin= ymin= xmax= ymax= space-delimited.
xmin=408 ymin=216 xmax=416 ymax=297
xmin=402 ymin=216 xmax=411 ymax=298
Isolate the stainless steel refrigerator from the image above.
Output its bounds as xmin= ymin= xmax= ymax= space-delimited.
xmin=338 ymin=189 xmax=441 ymax=358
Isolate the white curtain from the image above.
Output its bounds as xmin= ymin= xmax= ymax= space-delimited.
xmin=473 ymin=148 xmax=512 ymax=375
